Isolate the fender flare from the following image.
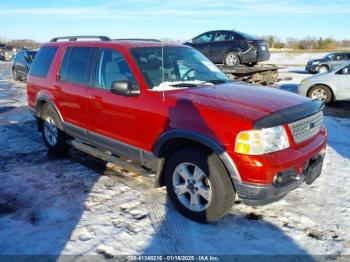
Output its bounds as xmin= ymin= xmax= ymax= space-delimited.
xmin=34 ymin=94 xmax=64 ymax=124
xmin=153 ymin=129 xmax=242 ymax=184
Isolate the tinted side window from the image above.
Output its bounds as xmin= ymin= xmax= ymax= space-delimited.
xmin=66 ymin=47 xmax=93 ymax=85
xmin=213 ymin=32 xmax=234 ymax=42
xmin=29 ymin=46 xmax=58 ymax=77
xmin=59 ymin=47 xmax=72 ymax=81
xmin=94 ymin=48 xmax=137 ymax=90
xmin=193 ymin=32 xmax=214 ymax=44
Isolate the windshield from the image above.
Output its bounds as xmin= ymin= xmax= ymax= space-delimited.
xmin=131 ymin=46 xmax=229 ymax=89
xmin=322 ymin=53 xmax=334 ymax=60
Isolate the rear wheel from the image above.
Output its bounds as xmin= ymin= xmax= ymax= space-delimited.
xmin=224 ymin=52 xmax=240 ymax=67
xmin=40 ymin=103 xmax=70 ymax=154
xmin=308 ymin=85 xmax=333 ymax=104
xmin=164 ymin=148 xmax=235 ymax=223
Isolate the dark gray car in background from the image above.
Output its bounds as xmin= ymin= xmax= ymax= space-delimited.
xmin=184 ymin=30 xmax=270 ymax=67
xmin=12 ymin=49 xmax=37 ymax=81
xmin=305 ymin=52 xmax=350 ymax=73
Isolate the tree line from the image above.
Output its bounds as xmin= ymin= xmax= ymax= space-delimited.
xmin=261 ymin=36 xmax=350 ymax=50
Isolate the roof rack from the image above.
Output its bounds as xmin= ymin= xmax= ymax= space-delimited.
xmin=50 ymin=36 xmax=111 ymax=42
xmin=113 ymin=38 xmax=161 ymax=42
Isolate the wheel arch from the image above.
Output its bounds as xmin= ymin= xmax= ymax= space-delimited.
xmin=34 ymin=94 xmax=64 ymax=130
xmin=153 ymin=129 xmax=241 ymax=187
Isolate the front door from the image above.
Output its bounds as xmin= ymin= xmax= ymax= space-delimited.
xmin=87 ymin=47 xmax=146 ymax=160
xmin=334 ymin=64 xmax=350 ymax=100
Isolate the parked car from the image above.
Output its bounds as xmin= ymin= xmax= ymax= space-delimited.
xmin=0 ymin=46 xmax=14 ymax=61
xmin=299 ymin=62 xmax=350 ymax=104
xmin=27 ymin=36 xmax=327 ymax=223
xmin=305 ymin=52 xmax=350 ymax=74
xmin=12 ymin=49 xmax=37 ymax=81
xmin=184 ymin=30 xmax=270 ymax=67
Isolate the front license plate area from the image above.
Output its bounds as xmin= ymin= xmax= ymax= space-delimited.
xmin=305 ymin=156 xmax=323 ymax=185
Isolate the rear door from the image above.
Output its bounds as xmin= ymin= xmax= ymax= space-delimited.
xmin=87 ymin=47 xmax=146 ymax=159
xmin=53 ymin=45 xmax=94 ymax=140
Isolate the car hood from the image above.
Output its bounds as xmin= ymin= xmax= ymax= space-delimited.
xmin=308 ymin=59 xmax=327 ymax=63
xmin=167 ymin=82 xmax=310 ymax=124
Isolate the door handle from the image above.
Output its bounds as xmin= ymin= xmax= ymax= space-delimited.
xmin=88 ymin=95 xmax=102 ymax=100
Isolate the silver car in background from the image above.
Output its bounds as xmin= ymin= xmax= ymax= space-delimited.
xmin=298 ymin=62 xmax=350 ymax=104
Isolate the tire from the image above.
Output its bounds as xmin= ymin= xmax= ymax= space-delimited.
xmin=308 ymin=85 xmax=333 ymax=104
xmin=223 ymin=52 xmax=240 ymax=67
xmin=164 ymin=148 xmax=235 ymax=223
xmin=40 ymin=103 xmax=70 ymax=154
xmin=318 ymin=65 xmax=329 ymax=73
xmin=12 ymin=68 xmax=19 ymax=81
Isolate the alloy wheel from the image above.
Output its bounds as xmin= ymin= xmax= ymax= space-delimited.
xmin=172 ymin=162 xmax=212 ymax=212
xmin=43 ymin=116 xmax=58 ymax=146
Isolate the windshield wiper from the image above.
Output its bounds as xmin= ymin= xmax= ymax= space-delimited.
xmin=205 ymin=79 xmax=228 ymax=84
xmin=169 ymin=83 xmax=200 ymax=87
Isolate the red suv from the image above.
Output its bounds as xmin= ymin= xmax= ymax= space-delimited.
xmin=27 ymin=36 xmax=327 ymax=223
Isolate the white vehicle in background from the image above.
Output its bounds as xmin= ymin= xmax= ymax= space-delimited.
xmin=298 ymin=62 xmax=350 ymax=104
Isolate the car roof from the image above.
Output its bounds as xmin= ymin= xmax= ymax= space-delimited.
xmin=43 ymin=40 xmax=186 ymax=49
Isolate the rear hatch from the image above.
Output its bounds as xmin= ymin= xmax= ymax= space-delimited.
xmin=254 ymin=39 xmax=270 ymax=62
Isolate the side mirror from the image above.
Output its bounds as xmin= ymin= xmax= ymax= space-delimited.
xmin=111 ymin=81 xmax=140 ymax=96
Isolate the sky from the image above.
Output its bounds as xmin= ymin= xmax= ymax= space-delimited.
xmin=0 ymin=0 xmax=349 ymax=42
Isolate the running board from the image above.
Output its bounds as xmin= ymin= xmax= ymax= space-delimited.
xmin=69 ymin=140 xmax=155 ymax=177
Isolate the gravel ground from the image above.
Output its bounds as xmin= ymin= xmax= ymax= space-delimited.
xmin=0 ymin=62 xmax=349 ymax=259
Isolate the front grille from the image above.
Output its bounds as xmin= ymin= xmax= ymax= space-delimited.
xmin=288 ymin=111 xmax=323 ymax=144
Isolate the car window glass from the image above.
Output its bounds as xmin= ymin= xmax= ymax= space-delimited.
xmin=335 ymin=54 xmax=342 ymax=61
xmin=66 ymin=47 xmax=93 ymax=85
xmin=193 ymin=32 xmax=214 ymax=44
xmin=29 ymin=46 xmax=58 ymax=78
xmin=214 ymin=32 xmax=234 ymax=42
xmin=59 ymin=47 xmax=72 ymax=81
xmin=94 ymin=48 xmax=137 ymax=90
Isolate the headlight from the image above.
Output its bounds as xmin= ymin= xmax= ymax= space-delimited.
xmin=235 ymin=126 xmax=290 ymax=155
xmin=300 ymin=79 xmax=308 ymax=86
xmin=312 ymin=61 xmax=319 ymax=65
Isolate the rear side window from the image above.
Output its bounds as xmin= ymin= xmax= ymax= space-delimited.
xmin=29 ymin=46 xmax=58 ymax=77
xmin=59 ymin=46 xmax=93 ymax=85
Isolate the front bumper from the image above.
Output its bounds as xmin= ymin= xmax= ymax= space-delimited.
xmin=305 ymin=64 xmax=318 ymax=73
xmin=235 ymin=151 xmax=325 ymax=206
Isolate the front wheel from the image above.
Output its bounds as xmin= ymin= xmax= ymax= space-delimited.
xmin=308 ymin=85 xmax=333 ymax=104
xmin=164 ymin=148 xmax=235 ymax=223
xmin=318 ymin=65 xmax=329 ymax=73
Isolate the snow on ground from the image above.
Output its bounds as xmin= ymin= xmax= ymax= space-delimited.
xmin=0 ymin=62 xmax=349 ymax=259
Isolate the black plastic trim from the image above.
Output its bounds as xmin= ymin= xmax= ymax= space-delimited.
xmin=153 ymin=129 xmax=242 ymax=183
xmin=254 ymin=99 xmax=324 ymax=129
xmin=153 ymin=129 xmax=225 ymax=157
